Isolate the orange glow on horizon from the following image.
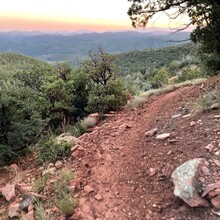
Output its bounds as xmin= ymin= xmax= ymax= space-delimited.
xmin=0 ymin=16 xmax=134 ymax=32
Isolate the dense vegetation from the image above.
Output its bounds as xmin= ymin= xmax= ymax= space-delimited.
xmin=115 ymin=43 xmax=196 ymax=75
xmin=0 ymin=51 xmax=129 ymax=165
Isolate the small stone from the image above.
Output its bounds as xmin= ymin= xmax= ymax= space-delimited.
xmin=9 ymin=164 xmax=19 ymax=172
xmin=206 ymin=189 xmax=220 ymax=200
xmin=144 ymin=128 xmax=158 ymax=137
xmin=182 ymin=114 xmax=191 ymax=118
xmin=16 ymin=184 xmax=33 ymax=194
xmin=1 ymin=184 xmax=16 ymax=201
xmin=119 ymin=123 xmax=132 ymax=132
xmin=210 ymin=103 xmax=220 ymax=109
xmin=215 ymin=151 xmax=220 ymax=156
xmin=190 ymin=121 xmax=197 ymax=127
xmin=152 ymin=204 xmax=157 ymax=208
xmin=171 ymin=114 xmax=182 ymax=119
xmin=214 ymin=115 xmax=220 ymax=119
xmin=8 ymin=202 xmax=19 ymax=218
xmin=84 ymin=185 xmax=94 ymax=193
xmin=167 ymin=150 xmax=172 ymax=155
xmin=211 ymin=194 xmax=220 ymax=210
xmin=89 ymin=112 xmax=99 ymax=117
xmin=202 ymin=182 xmax=220 ymax=198
xmin=156 ymin=133 xmax=171 ymax=140
xmin=94 ymin=194 xmax=103 ymax=201
xmin=71 ymin=147 xmax=85 ymax=158
xmin=201 ymin=166 xmax=210 ymax=176
xmin=48 ymin=163 xmax=54 ymax=168
xmin=169 ymin=139 xmax=177 ymax=143
xmin=149 ymin=168 xmax=157 ymax=176
xmin=71 ymin=145 xmax=79 ymax=152
xmin=19 ymin=194 xmax=36 ymax=210
xmin=55 ymin=160 xmax=63 ymax=169
xmin=205 ymin=143 xmax=214 ymax=152
xmin=213 ymin=159 xmax=220 ymax=167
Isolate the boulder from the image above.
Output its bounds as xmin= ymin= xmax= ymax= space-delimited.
xmin=172 ymin=158 xmax=209 ymax=207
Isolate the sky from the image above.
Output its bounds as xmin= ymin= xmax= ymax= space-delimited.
xmin=0 ymin=0 xmax=190 ymax=32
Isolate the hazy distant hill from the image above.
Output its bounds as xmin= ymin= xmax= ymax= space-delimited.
xmin=0 ymin=31 xmax=190 ymax=65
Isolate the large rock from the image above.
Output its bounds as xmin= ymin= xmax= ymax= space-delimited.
xmin=171 ymin=158 xmax=209 ymax=207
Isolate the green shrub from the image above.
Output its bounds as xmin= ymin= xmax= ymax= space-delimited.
xmin=151 ymin=68 xmax=169 ymax=88
xmin=38 ymin=137 xmax=72 ymax=164
xmin=87 ymin=80 xmax=129 ymax=113
xmin=176 ymin=67 xmax=204 ymax=83
xmin=196 ymin=91 xmax=220 ymax=112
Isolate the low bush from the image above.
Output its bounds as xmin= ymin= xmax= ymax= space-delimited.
xmin=176 ymin=67 xmax=204 ymax=83
xmin=195 ymin=91 xmax=220 ymax=112
xmin=37 ymin=136 xmax=72 ymax=164
xmin=86 ymin=80 xmax=129 ymax=113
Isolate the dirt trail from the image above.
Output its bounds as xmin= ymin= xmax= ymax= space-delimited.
xmin=1 ymin=78 xmax=219 ymax=220
xmin=71 ymin=84 xmax=220 ymax=220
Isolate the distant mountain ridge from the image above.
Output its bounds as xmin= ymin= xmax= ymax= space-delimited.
xmin=0 ymin=31 xmax=190 ymax=65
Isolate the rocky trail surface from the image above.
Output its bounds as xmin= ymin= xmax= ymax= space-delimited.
xmin=1 ymin=77 xmax=220 ymax=220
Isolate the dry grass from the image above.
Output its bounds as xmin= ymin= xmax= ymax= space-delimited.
xmin=128 ymin=78 xmax=207 ymax=108
xmin=80 ymin=116 xmax=97 ymax=129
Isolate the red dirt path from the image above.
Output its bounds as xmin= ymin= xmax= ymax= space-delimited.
xmin=70 ymin=77 xmax=220 ymax=220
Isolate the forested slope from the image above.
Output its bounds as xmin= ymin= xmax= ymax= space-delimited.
xmin=115 ymin=43 xmax=196 ymax=75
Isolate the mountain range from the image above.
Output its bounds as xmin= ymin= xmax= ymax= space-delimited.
xmin=0 ymin=31 xmax=191 ymax=65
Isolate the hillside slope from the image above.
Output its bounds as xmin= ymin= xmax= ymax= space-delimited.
xmin=0 ymin=52 xmax=48 ymax=77
xmin=115 ymin=43 xmax=195 ymax=74
xmin=0 ymin=77 xmax=220 ymax=219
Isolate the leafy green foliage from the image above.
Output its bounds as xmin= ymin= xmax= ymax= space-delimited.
xmin=197 ymin=91 xmax=220 ymax=112
xmin=37 ymin=137 xmax=72 ymax=164
xmin=0 ymin=80 xmax=45 ymax=165
xmin=176 ymin=67 xmax=203 ymax=83
xmin=151 ymin=68 xmax=169 ymax=88
xmin=86 ymin=80 xmax=129 ymax=113
xmin=82 ymin=48 xmax=118 ymax=86
xmin=115 ymin=43 xmax=195 ymax=75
